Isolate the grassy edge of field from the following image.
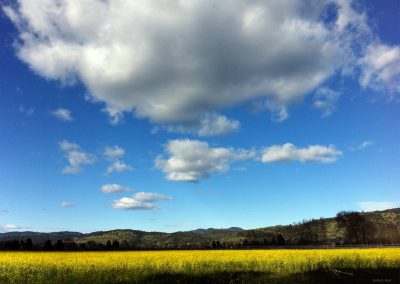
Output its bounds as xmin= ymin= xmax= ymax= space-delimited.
xmin=140 ymin=269 xmax=399 ymax=284
xmin=1 ymin=269 xmax=398 ymax=284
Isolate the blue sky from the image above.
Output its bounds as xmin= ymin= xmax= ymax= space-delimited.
xmin=0 ymin=0 xmax=399 ymax=233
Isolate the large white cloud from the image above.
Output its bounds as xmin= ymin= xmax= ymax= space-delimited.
xmin=4 ymin=0 xmax=398 ymax=128
xmin=112 ymin=192 xmax=171 ymax=210
xmin=2 ymin=0 xmax=364 ymax=126
xmin=261 ymin=143 xmax=342 ymax=163
xmin=155 ymin=139 xmax=255 ymax=182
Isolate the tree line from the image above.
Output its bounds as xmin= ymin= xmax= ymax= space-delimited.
xmin=0 ymin=211 xmax=398 ymax=250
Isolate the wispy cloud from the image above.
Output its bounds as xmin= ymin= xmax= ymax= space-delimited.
xmin=1 ymin=224 xmax=21 ymax=231
xmin=358 ymin=141 xmax=374 ymax=150
xmin=51 ymin=108 xmax=73 ymax=122
xmin=350 ymin=140 xmax=374 ymax=151
xmin=18 ymin=105 xmax=34 ymax=117
xmin=59 ymin=201 xmax=76 ymax=208
xmin=358 ymin=201 xmax=398 ymax=212
xmin=312 ymin=87 xmax=341 ymax=117
xmin=359 ymin=44 xmax=400 ymax=95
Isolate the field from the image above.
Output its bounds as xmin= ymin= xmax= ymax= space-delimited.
xmin=0 ymin=249 xmax=399 ymax=283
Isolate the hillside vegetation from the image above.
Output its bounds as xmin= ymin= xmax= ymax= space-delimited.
xmin=1 ymin=208 xmax=399 ymax=250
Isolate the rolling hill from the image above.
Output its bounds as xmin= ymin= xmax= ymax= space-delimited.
xmin=1 ymin=208 xmax=399 ymax=248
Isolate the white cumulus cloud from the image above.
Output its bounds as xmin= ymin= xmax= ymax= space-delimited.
xmin=101 ymin=184 xmax=131 ymax=194
xmin=5 ymin=0 xmax=389 ymax=128
xmin=58 ymin=140 xmax=96 ymax=174
xmin=261 ymin=143 xmax=342 ymax=163
xmin=155 ymin=139 xmax=255 ymax=182
xmin=112 ymin=192 xmax=171 ymax=210
xmin=51 ymin=108 xmax=73 ymax=121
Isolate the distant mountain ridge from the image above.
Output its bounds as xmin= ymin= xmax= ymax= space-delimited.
xmin=1 ymin=208 xmax=399 ymax=248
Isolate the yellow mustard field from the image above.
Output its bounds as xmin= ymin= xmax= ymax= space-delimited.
xmin=0 ymin=249 xmax=399 ymax=283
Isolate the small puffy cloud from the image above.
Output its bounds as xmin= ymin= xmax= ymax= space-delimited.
xmin=103 ymin=146 xmax=132 ymax=174
xmin=105 ymin=160 xmax=133 ymax=175
xmin=359 ymin=44 xmax=400 ymax=95
xmin=155 ymin=139 xmax=255 ymax=182
xmin=111 ymin=192 xmax=171 ymax=210
xmin=133 ymin=192 xmax=171 ymax=202
xmin=103 ymin=146 xmax=125 ymax=160
xmin=59 ymin=201 xmax=76 ymax=208
xmin=261 ymin=143 xmax=342 ymax=163
xmin=101 ymin=184 xmax=131 ymax=194
xmin=1 ymin=224 xmax=21 ymax=231
xmin=58 ymin=140 xmax=96 ymax=174
xmin=358 ymin=201 xmax=398 ymax=212
xmin=313 ymin=87 xmax=341 ymax=117
xmin=51 ymin=108 xmax=73 ymax=121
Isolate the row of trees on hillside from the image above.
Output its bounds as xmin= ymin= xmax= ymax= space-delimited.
xmin=336 ymin=211 xmax=399 ymax=244
xmin=0 ymin=211 xmax=398 ymax=250
xmin=0 ymin=239 xmax=123 ymax=251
